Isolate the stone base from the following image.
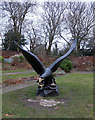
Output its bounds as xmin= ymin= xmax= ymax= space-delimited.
xmin=36 ymin=85 xmax=59 ymax=97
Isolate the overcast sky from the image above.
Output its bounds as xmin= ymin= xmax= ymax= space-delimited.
xmin=0 ymin=0 xmax=95 ymax=3
xmin=0 ymin=0 xmax=94 ymax=50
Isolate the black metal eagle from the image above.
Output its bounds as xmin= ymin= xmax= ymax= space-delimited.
xmin=15 ymin=38 xmax=77 ymax=97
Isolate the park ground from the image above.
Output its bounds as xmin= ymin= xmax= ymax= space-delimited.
xmin=1 ymin=69 xmax=94 ymax=119
xmin=1 ymin=51 xmax=95 ymax=119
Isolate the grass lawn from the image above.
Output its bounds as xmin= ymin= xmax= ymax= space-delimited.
xmin=2 ymin=73 xmax=94 ymax=118
xmin=2 ymin=69 xmax=32 ymax=73
xmin=2 ymin=72 xmax=37 ymax=82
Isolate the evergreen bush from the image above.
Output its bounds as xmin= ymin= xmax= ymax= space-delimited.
xmin=60 ymin=60 xmax=72 ymax=72
xmin=0 ymin=56 xmax=4 ymax=63
xmin=19 ymin=55 xmax=24 ymax=62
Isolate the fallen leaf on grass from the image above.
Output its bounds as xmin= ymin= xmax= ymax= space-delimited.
xmin=88 ymin=104 xmax=93 ymax=107
xmin=5 ymin=114 xmax=14 ymax=116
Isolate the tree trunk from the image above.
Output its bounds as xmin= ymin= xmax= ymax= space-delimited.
xmin=47 ymin=45 xmax=52 ymax=55
xmin=77 ymin=44 xmax=80 ymax=56
xmin=47 ymin=35 xmax=54 ymax=55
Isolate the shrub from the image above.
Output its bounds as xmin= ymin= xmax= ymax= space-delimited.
xmin=59 ymin=60 xmax=72 ymax=72
xmin=19 ymin=55 xmax=24 ymax=62
xmin=0 ymin=56 xmax=4 ymax=63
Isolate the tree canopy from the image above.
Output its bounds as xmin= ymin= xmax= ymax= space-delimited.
xmin=1 ymin=1 xmax=95 ymax=56
xmin=2 ymin=29 xmax=26 ymax=51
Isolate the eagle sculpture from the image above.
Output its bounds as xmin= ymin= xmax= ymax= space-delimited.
xmin=15 ymin=38 xmax=77 ymax=97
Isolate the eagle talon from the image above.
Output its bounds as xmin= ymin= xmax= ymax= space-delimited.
xmin=51 ymin=83 xmax=56 ymax=86
xmin=39 ymin=84 xmax=44 ymax=89
xmin=38 ymin=78 xmax=44 ymax=89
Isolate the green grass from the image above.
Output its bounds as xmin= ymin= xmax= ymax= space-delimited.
xmin=2 ymin=73 xmax=94 ymax=118
xmin=0 ymin=69 xmax=32 ymax=73
xmin=2 ymin=72 xmax=37 ymax=82
xmin=2 ymin=69 xmax=32 ymax=73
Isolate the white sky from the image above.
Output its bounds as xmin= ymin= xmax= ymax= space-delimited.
xmin=0 ymin=0 xmax=94 ymax=50
xmin=0 ymin=0 xmax=95 ymax=2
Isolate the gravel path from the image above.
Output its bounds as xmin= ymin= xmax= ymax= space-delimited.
xmin=2 ymin=70 xmax=94 ymax=76
xmin=1 ymin=71 xmax=93 ymax=94
xmin=2 ymin=70 xmax=34 ymax=75
xmin=71 ymin=71 xmax=94 ymax=74
xmin=1 ymin=80 xmax=36 ymax=94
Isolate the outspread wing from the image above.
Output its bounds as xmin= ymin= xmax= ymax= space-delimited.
xmin=14 ymin=41 xmax=45 ymax=75
xmin=49 ymin=38 xmax=77 ymax=73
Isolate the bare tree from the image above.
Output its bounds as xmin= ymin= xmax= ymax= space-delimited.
xmin=93 ymin=2 xmax=95 ymax=56
xmin=65 ymin=2 xmax=95 ymax=56
xmin=1 ymin=2 xmax=36 ymax=46
xmin=23 ymin=17 xmax=43 ymax=53
xmin=41 ymin=2 xmax=65 ymax=55
xmin=27 ymin=26 xmax=42 ymax=53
